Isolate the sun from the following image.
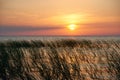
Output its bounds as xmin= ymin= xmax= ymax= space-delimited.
xmin=68 ymin=24 xmax=76 ymax=30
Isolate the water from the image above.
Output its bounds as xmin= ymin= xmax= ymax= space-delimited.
xmin=0 ymin=36 xmax=120 ymax=41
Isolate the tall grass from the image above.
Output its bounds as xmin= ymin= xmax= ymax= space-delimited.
xmin=0 ymin=39 xmax=120 ymax=80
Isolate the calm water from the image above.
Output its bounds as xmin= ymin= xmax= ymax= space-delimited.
xmin=0 ymin=36 xmax=120 ymax=41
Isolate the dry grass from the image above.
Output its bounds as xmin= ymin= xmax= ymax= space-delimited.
xmin=0 ymin=39 xmax=120 ymax=80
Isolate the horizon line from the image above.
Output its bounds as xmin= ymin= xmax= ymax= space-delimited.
xmin=0 ymin=35 xmax=120 ymax=37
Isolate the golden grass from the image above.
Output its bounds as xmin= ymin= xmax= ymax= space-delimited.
xmin=0 ymin=39 xmax=120 ymax=80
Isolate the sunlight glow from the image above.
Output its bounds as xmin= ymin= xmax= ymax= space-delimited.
xmin=68 ymin=24 xmax=77 ymax=31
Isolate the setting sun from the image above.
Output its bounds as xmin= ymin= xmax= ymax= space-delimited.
xmin=68 ymin=24 xmax=77 ymax=31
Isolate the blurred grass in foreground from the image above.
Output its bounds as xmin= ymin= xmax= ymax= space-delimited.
xmin=0 ymin=39 xmax=120 ymax=80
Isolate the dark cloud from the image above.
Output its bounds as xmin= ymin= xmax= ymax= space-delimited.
xmin=0 ymin=26 xmax=64 ymax=33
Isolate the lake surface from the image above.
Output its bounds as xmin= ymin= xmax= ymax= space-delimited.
xmin=0 ymin=36 xmax=120 ymax=41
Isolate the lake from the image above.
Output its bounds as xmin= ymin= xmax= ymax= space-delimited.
xmin=0 ymin=36 xmax=120 ymax=41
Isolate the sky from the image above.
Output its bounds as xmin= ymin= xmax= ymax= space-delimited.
xmin=0 ymin=0 xmax=120 ymax=36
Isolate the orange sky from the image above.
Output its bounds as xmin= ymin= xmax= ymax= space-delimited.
xmin=0 ymin=0 xmax=120 ymax=36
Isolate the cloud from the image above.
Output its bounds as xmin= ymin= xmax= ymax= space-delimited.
xmin=0 ymin=26 xmax=64 ymax=34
